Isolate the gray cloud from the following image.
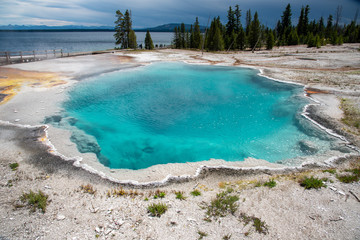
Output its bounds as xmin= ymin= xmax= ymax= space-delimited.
xmin=0 ymin=0 xmax=359 ymax=27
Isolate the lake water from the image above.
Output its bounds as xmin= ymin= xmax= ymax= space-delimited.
xmin=0 ymin=31 xmax=173 ymax=53
xmin=60 ymin=62 xmax=338 ymax=170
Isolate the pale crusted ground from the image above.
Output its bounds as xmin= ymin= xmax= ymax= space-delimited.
xmin=0 ymin=44 xmax=360 ymax=239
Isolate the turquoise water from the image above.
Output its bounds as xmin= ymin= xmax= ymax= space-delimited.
xmin=63 ymin=62 xmax=335 ymax=170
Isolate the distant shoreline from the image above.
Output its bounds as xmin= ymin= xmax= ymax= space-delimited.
xmin=0 ymin=29 xmax=173 ymax=32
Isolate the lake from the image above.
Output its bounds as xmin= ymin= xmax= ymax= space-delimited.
xmin=0 ymin=31 xmax=174 ymax=53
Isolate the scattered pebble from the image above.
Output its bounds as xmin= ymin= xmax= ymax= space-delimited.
xmin=56 ymin=214 xmax=66 ymax=221
xmin=14 ymin=119 xmax=20 ymax=122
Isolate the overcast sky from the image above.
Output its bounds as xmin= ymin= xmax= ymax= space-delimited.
xmin=0 ymin=0 xmax=359 ymax=28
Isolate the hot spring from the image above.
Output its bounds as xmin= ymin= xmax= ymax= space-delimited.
xmin=58 ymin=62 xmax=340 ymax=170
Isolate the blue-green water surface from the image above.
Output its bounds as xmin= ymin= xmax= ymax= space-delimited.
xmin=63 ymin=62 xmax=334 ymax=169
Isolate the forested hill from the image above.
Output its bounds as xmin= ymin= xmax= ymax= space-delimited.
xmin=0 ymin=23 xmax=206 ymax=32
xmin=135 ymin=23 xmax=207 ymax=32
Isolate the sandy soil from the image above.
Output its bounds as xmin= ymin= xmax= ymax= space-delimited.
xmin=0 ymin=44 xmax=360 ymax=239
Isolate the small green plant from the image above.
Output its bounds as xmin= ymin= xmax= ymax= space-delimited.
xmin=80 ymin=184 xmax=96 ymax=194
xmin=323 ymin=169 xmax=336 ymax=174
xmin=254 ymin=181 xmax=262 ymax=187
xmin=9 ymin=162 xmax=19 ymax=171
xmin=147 ymin=203 xmax=168 ymax=217
xmin=153 ymin=195 xmax=158 ymax=199
xmin=144 ymin=197 xmax=149 ymax=201
xmin=336 ymin=174 xmax=359 ymax=183
xmin=20 ymin=190 xmax=48 ymax=213
xmin=239 ymin=213 xmax=268 ymax=235
xmin=205 ymin=191 xmax=239 ymax=219
xmin=175 ymin=191 xmax=186 ymax=200
xmin=253 ymin=217 xmax=268 ymax=234
xmin=263 ymin=179 xmax=276 ymax=188
xmin=191 ymin=189 xmax=201 ymax=197
xmin=336 ymin=168 xmax=360 ymax=183
xmin=198 ymin=230 xmax=208 ymax=239
xmin=299 ymin=176 xmax=326 ymax=189
xmin=159 ymin=192 xmax=166 ymax=198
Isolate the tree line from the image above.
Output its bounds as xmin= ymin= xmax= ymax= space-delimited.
xmin=114 ymin=9 xmax=154 ymax=50
xmin=173 ymin=3 xmax=360 ymax=51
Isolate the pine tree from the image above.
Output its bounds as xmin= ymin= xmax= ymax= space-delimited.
xmin=128 ymin=30 xmax=137 ymax=49
xmin=245 ymin=9 xmax=252 ymax=36
xmin=325 ymin=15 xmax=333 ymax=39
xmin=234 ymin=5 xmax=242 ymax=32
xmin=249 ymin=12 xmax=261 ymax=50
xmin=236 ymin=27 xmax=246 ymax=50
xmin=280 ymin=4 xmax=292 ymax=44
xmin=206 ymin=17 xmax=224 ymax=51
xmin=266 ymin=30 xmax=275 ymax=50
xmin=145 ymin=30 xmax=154 ymax=50
xmin=114 ymin=9 xmax=135 ymax=49
xmin=193 ymin=17 xmax=202 ymax=49
xmin=114 ymin=10 xmax=125 ymax=47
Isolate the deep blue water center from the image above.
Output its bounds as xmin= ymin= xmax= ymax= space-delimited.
xmin=63 ymin=62 xmax=333 ymax=170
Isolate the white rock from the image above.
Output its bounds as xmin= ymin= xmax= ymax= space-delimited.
xmin=56 ymin=214 xmax=66 ymax=220
xmin=14 ymin=119 xmax=20 ymax=122
xmin=95 ymin=227 xmax=101 ymax=233
xmin=338 ymin=190 xmax=346 ymax=196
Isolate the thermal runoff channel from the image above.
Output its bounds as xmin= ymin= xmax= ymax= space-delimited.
xmin=62 ymin=62 xmax=337 ymax=170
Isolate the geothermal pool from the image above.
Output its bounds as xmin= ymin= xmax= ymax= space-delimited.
xmin=60 ymin=62 xmax=338 ymax=170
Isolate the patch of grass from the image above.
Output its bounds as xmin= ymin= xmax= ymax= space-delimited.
xmin=107 ymin=188 xmax=141 ymax=198
xmin=340 ymin=98 xmax=360 ymax=133
xmin=190 ymin=189 xmax=201 ymax=197
xmin=9 ymin=162 xmax=19 ymax=171
xmin=175 ymin=191 xmax=186 ymax=200
xmin=299 ymin=176 xmax=326 ymax=189
xmin=263 ymin=179 xmax=276 ymax=188
xmin=323 ymin=169 xmax=336 ymax=174
xmin=204 ymin=190 xmax=239 ymax=219
xmin=336 ymin=174 xmax=359 ymax=183
xmin=80 ymin=184 xmax=96 ymax=194
xmin=253 ymin=217 xmax=268 ymax=234
xmin=239 ymin=213 xmax=268 ymax=235
xmin=147 ymin=203 xmax=168 ymax=217
xmin=197 ymin=230 xmax=208 ymax=239
xmin=20 ymin=190 xmax=48 ymax=213
xmin=336 ymin=168 xmax=360 ymax=183
xmin=254 ymin=181 xmax=262 ymax=187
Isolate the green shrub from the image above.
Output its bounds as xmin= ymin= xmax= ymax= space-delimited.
xmin=253 ymin=217 xmax=268 ymax=234
xmin=336 ymin=174 xmax=359 ymax=183
xmin=190 ymin=189 xmax=201 ymax=197
xmin=205 ymin=191 xmax=239 ymax=218
xmin=147 ymin=203 xmax=168 ymax=217
xmin=175 ymin=191 xmax=186 ymax=200
xmin=20 ymin=190 xmax=48 ymax=213
xmin=299 ymin=176 xmax=326 ymax=189
xmin=198 ymin=231 xmax=208 ymax=239
xmin=9 ymin=163 xmax=19 ymax=171
xmin=263 ymin=179 xmax=276 ymax=188
xmin=336 ymin=168 xmax=360 ymax=183
xmin=239 ymin=213 xmax=268 ymax=235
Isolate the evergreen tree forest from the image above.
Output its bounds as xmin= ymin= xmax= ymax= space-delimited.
xmin=172 ymin=3 xmax=360 ymax=51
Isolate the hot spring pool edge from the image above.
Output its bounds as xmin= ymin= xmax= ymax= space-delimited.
xmin=2 ymin=62 xmax=358 ymax=186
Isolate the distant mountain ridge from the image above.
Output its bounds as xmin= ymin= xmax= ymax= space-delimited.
xmin=0 ymin=23 xmax=206 ymax=32
xmin=135 ymin=23 xmax=206 ymax=32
